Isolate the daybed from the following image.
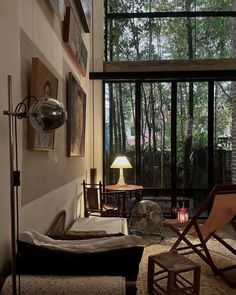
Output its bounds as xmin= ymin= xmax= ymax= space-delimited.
xmin=1 ymin=212 xmax=143 ymax=294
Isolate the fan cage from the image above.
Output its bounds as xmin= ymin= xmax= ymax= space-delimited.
xmin=129 ymin=200 xmax=164 ymax=236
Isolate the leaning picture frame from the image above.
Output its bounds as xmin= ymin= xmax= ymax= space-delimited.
xmin=63 ymin=6 xmax=88 ymax=76
xmin=67 ymin=72 xmax=86 ymax=157
xmin=48 ymin=0 xmax=65 ymax=20
xmin=74 ymin=0 xmax=91 ymax=33
xmin=28 ymin=57 xmax=58 ymax=151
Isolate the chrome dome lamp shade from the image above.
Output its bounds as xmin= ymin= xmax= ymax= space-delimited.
xmin=28 ymin=97 xmax=67 ymax=132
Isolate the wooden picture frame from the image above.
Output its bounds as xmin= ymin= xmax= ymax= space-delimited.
xmin=48 ymin=0 xmax=65 ymax=20
xmin=28 ymin=57 xmax=58 ymax=151
xmin=63 ymin=6 xmax=88 ymax=76
xmin=74 ymin=0 xmax=91 ymax=33
xmin=67 ymin=72 xmax=86 ymax=157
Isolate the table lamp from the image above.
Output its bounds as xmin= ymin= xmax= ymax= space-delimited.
xmin=110 ymin=156 xmax=132 ymax=185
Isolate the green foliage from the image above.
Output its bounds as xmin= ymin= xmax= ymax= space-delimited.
xmin=106 ymin=0 xmax=232 ymax=61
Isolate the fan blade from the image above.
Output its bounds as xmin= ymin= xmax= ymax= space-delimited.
xmin=134 ymin=201 xmax=147 ymax=215
xmin=149 ymin=210 xmax=162 ymax=223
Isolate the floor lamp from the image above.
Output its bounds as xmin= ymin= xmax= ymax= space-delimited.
xmin=3 ymin=75 xmax=67 ymax=295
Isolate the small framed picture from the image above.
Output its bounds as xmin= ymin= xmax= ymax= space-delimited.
xmin=74 ymin=0 xmax=91 ymax=33
xmin=67 ymin=72 xmax=86 ymax=157
xmin=28 ymin=57 xmax=58 ymax=151
xmin=48 ymin=0 xmax=65 ymax=20
xmin=63 ymin=6 xmax=88 ymax=76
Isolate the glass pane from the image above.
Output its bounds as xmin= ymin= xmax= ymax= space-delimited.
xmin=140 ymin=83 xmax=171 ymax=188
xmin=214 ymin=81 xmax=232 ymax=184
xmin=107 ymin=0 xmax=231 ymax=13
xmin=176 ymin=82 xmax=208 ymax=189
xmin=107 ymin=17 xmax=232 ymax=61
xmin=104 ymin=83 xmax=136 ymax=185
xmin=196 ymin=0 xmax=231 ymax=11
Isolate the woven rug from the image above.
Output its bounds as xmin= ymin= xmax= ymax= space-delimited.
xmin=137 ymin=233 xmax=236 ymax=294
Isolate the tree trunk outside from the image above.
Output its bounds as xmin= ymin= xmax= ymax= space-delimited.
xmin=183 ymin=0 xmax=194 ymax=188
xmin=231 ymin=0 xmax=236 ymax=184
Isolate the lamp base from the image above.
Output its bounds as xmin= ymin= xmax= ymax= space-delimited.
xmin=116 ymin=180 xmax=127 ymax=186
xmin=116 ymin=168 xmax=127 ymax=186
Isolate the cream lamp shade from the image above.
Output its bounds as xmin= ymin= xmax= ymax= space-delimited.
xmin=110 ymin=156 xmax=132 ymax=185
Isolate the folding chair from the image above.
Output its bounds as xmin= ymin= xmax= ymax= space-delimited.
xmin=167 ymin=184 xmax=236 ymax=288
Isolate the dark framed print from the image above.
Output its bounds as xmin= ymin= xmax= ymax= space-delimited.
xmin=28 ymin=57 xmax=58 ymax=151
xmin=63 ymin=6 xmax=88 ymax=76
xmin=48 ymin=0 xmax=65 ymax=20
xmin=74 ymin=0 xmax=91 ymax=33
xmin=67 ymin=72 xmax=86 ymax=157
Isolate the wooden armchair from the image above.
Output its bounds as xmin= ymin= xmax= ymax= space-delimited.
xmin=82 ymin=180 xmax=126 ymax=217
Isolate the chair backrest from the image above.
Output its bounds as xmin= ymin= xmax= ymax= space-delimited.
xmin=195 ymin=184 xmax=236 ymax=219
xmin=99 ymin=183 xmax=127 ymax=217
xmin=83 ymin=180 xmax=129 ymax=217
xmin=82 ymin=180 xmax=102 ymax=216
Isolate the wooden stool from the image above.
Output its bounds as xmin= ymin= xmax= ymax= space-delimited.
xmin=148 ymin=251 xmax=201 ymax=294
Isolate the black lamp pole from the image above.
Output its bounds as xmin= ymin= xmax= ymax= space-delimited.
xmin=5 ymin=75 xmax=18 ymax=295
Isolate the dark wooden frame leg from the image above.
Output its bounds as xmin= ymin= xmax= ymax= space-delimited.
xmin=148 ymin=256 xmax=154 ymax=294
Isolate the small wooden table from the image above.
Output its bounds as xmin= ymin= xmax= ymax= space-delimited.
xmin=105 ymin=184 xmax=143 ymax=191
xmin=148 ymin=251 xmax=201 ymax=295
xmin=105 ymin=184 xmax=144 ymax=217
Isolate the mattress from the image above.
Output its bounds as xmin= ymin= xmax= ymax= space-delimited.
xmin=68 ymin=216 xmax=129 ymax=235
xmin=1 ymin=275 xmax=126 ymax=295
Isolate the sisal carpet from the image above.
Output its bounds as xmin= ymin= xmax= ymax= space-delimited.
xmin=136 ymin=228 xmax=236 ymax=294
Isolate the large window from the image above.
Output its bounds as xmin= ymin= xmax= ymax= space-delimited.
xmin=105 ymin=0 xmax=235 ymax=61
xmin=103 ymin=1 xmax=235 ymax=217
xmin=104 ymin=81 xmax=233 ymax=217
xmin=106 ymin=0 xmax=232 ymax=13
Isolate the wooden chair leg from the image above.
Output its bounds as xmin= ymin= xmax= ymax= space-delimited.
xmin=194 ymin=266 xmax=201 ymax=295
xmin=167 ymin=271 xmax=176 ymax=294
xmin=148 ymin=256 xmax=154 ymax=295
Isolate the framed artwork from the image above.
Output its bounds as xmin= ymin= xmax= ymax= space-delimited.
xmin=28 ymin=57 xmax=58 ymax=151
xmin=67 ymin=72 xmax=86 ymax=157
xmin=63 ymin=6 xmax=88 ymax=76
xmin=74 ymin=0 xmax=91 ymax=33
xmin=48 ymin=0 xmax=65 ymax=20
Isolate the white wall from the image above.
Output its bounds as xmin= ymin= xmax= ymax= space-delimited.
xmin=0 ymin=0 xmax=105 ymax=276
xmin=19 ymin=0 xmax=91 ymax=225
xmin=90 ymin=0 xmax=104 ymax=180
xmin=0 ymin=0 xmax=21 ymax=275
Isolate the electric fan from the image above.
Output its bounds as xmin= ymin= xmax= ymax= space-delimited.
xmin=129 ymin=200 xmax=164 ymax=236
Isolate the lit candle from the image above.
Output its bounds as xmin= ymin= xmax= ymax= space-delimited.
xmin=177 ymin=207 xmax=189 ymax=223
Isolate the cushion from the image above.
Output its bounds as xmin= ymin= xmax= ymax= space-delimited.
xmin=19 ymin=229 xmax=141 ymax=253
xmin=46 ymin=210 xmax=66 ymax=235
xmin=68 ymin=217 xmax=128 ymax=235
xmin=17 ymin=240 xmax=143 ymax=280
